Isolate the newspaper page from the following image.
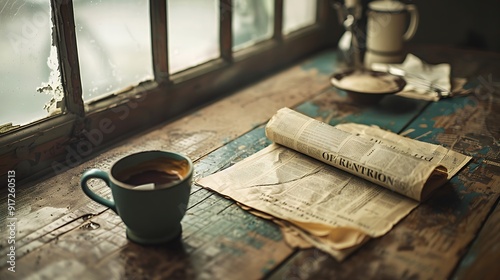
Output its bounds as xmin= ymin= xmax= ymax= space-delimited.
xmin=197 ymin=143 xmax=418 ymax=245
xmin=265 ymin=108 xmax=449 ymax=201
xmin=196 ymin=108 xmax=471 ymax=260
xmin=334 ymin=122 xmax=471 ymax=179
xmin=238 ymin=203 xmax=367 ymax=260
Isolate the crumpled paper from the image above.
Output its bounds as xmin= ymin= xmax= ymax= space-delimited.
xmin=371 ymin=54 xmax=472 ymax=101
xmin=237 ymin=202 xmax=368 ymax=261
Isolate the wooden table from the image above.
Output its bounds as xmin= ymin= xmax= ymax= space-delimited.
xmin=1 ymin=46 xmax=499 ymax=279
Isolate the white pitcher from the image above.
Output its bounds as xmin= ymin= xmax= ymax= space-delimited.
xmin=364 ymin=0 xmax=418 ymax=67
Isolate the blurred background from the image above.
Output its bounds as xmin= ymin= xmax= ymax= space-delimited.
xmin=411 ymin=0 xmax=500 ymax=52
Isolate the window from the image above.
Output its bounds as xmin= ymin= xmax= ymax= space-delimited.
xmin=283 ymin=0 xmax=317 ymax=35
xmin=168 ymin=0 xmax=220 ymax=73
xmin=233 ymin=0 xmax=274 ymax=51
xmin=0 ymin=1 xmax=61 ymax=127
xmin=73 ymin=0 xmax=154 ymax=102
xmin=0 ymin=0 xmax=335 ymax=183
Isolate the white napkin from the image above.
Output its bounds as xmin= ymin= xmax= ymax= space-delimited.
xmin=371 ymin=54 xmax=452 ymax=101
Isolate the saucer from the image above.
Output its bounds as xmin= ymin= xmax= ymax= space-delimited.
xmin=330 ymin=69 xmax=406 ymax=103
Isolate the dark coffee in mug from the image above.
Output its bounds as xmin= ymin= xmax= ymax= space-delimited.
xmin=114 ymin=157 xmax=191 ymax=188
xmin=122 ymin=170 xmax=182 ymax=185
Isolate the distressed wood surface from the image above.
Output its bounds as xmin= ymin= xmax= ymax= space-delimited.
xmin=454 ymin=200 xmax=500 ymax=280
xmin=1 ymin=47 xmax=499 ymax=279
xmin=269 ymin=47 xmax=500 ymax=280
xmin=0 ymin=51 xmax=335 ymax=279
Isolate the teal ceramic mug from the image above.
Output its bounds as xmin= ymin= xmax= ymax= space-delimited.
xmin=80 ymin=150 xmax=193 ymax=245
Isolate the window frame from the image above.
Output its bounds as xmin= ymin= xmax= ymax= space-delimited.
xmin=0 ymin=0 xmax=337 ymax=185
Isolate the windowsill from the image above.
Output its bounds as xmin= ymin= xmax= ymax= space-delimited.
xmin=6 ymin=46 xmax=336 ymax=232
xmin=0 ymin=20 xmax=338 ymax=186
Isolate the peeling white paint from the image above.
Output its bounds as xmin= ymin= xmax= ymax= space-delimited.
xmin=36 ymin=45 xmax=64 ymax=116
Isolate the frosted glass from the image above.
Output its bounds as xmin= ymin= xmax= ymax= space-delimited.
xmin=283 ymin=0 xmax=317 ymax=35
xmin=232 ymin=0 xmax=274 ymax=51
xmin=168 ymin=0 xmax=220 ymax=73
xmin=74 ymin=0 xmax=153 ymax=103
xmin=0 ymin=1 xmax=62 ymax=127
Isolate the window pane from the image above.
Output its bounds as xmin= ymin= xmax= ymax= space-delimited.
xmin=168 ymin=0 xmax=219 ymax=73
xmin=0 ymin=2 xmax=63 ymax=128
xmin=283 ymin=0 xmax=316 ymax=35
xmin=74 ymin=0 xmax=153 ymax=103
xmin=232 ymin=0 xmax=274 ymax=51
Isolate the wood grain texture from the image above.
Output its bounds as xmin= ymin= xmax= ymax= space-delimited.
xmin=0 ymin=52 xmax=335 ymax=279
xmin=269 ymin=46 xmax=500 ymax=280
xmin=1 ymin=47 xmax=499 ymax=279
xmin=453 ymin=200 xmax=500 ymax=280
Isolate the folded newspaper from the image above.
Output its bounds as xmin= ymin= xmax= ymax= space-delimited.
xmin=196 ymin=107 xmax=471 ymax=260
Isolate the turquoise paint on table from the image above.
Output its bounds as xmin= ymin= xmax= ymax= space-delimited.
xmin=400 ymin=93 xmax=490 ymax=224
xmin=338 ymin=96 xmax=428 ymax=132
xmin=300 ymin=50 xmax=340 ymax=76
xmin=403 ymin=96 xmax=477 ymax=144
xmin=198 ymin=91 xmax=430 ymax=179
xmin=295 ymin=102 xmax=334 ymax=122
xmin=429 ymin=188 xmax=484 ymax=227
xmin=296 ymin=95 xmax=429 ymax=133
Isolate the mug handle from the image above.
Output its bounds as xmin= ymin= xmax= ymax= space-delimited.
xmin=403 ymin=4 xmax=419 ymax=41
xmin=80 ymin=169 xmax=117 ymax=213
